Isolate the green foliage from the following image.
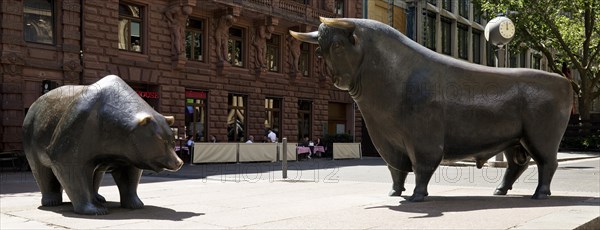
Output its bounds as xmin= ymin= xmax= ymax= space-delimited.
xmin=472 ymin=0 xmax=600 ymax=118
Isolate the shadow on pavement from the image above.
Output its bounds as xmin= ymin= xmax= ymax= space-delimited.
xmin=366 ymin=195 xmax=599 ymax=218
xmin=38 ymin=202 xmax=203 ymax=220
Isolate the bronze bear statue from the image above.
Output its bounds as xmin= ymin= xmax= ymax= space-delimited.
xmin=23 ymin=75 xmax=183 ymax=215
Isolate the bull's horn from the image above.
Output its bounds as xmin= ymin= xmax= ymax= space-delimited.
xmin=320 ymin=17 xmax=355 ymax=30
xmin=164 ymin=116 xmax=175 ymax=126
xmin=289 ymin=30 xmax=319 ymax=44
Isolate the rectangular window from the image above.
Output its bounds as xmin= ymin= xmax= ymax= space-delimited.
xmin=227 ymin=94 xmax=247 ymax=142
xmin=458 ymin=23 xmax=469 ymax=60
xmin=423 ymin=11 xmax=436 ymax=51
xmin=473 ymin=4 xmax=482 ymax=24
xmin=185 ymin=18 xmax=204 ymax=61
xmin=118 ymin=2 xmax=143 ymax=52
xmin=531 ymin=54 xmax=541 ymax=69
xmin=335 ymin=0 xmax=345 ymax=17
xmin=185 ymin=90 xmax=208 ymax=142
xmin=510 ymin=53 xmax=518 ymax=68
xmin=228 ymin=27 xmax=244 ymax=67
xmin=472 ymin=30 xmax=482 ymax=64
xmin=520 ymin=50 xmax=527 ymax=67
xmin=441 ymin=17 xmax=452 ymax=55
xmin=487 ymin=42 xmax=496 ymax=67
xmin=266 ymin=35 xmax=280 ymax=72
xmin=298 ymin=100 xmax=312 ymax=141
xmin=442 ymin=0 xmax=452 ymax=12
xmin=24 ymin=0 xmax=54 ymax=44
xmin=264 ymin=98 xmax=282 ymax=139
xmin=299 ymin=43 xmax=310 ymax=76
xmin=459 ymin=0 xmax=469 ymax=19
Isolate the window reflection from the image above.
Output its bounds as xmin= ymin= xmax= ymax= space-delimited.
xmin=24 ymin=0 xmax=54 ymax=44
xmin=227 ymin=94 xmax=247 ymax=142
xmin=118 ymin=2 xmax=143 ymax=52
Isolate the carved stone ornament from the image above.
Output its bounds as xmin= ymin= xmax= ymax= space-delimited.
xmin=1 ymin=52 xmax=25 ymax=75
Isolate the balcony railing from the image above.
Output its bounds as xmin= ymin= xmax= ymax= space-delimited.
xmin=218 ymin=0 xmax=337 ymax=24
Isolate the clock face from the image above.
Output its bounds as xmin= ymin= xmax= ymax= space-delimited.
xmin=499 ymin=21 xmax=515 ymax=39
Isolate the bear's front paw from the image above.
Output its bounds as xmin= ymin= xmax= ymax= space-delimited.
xmin=95 ymin=193 xmax=107 ymax=203
xmin=121 ymin=196 xmax=144 ymax=209
xmin=74 ymin=203 xmax=108 ymax=215
xmin=41 ymin=193 xmax=63 ymax=206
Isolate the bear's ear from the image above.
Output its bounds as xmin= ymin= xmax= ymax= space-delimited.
xmin=164 ymin=116 xmax=175 ymax=126
xmin=136 ymin=113 xmax=153 ymax=126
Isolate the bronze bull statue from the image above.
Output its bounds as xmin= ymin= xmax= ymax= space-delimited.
xmin=291 ymin=18 xmax=573 ymax=201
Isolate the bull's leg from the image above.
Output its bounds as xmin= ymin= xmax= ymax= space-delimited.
xmin=387 ymin=165 xmax=408 ymax=196
xmin=29 ymin=160 xmax=63 ymax=206
xmin=112 ymin=166 xmax=144 ymax=209
xmin=522 ymin=138 xmax=559 ymax=199
xmin=93 ymin=171 xmax=106 ymax=203
xmin=52 ymin=165 xmax=108 ymax=215
xmin=409 ymin=165 xmax=438 ymax=202
xmin=494 ymin=145 xmax=531 ymax=195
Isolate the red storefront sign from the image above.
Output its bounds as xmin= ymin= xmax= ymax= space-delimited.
xmin=186 ymin=90 xmax=207 ymax=99
xmin=137 ymin=91 xmax=160 ymax=99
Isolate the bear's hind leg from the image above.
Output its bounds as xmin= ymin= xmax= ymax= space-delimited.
xmin=52 ymin=165 xmax=108 ymax=215
xmin=93 ymin=171 xmax=106 ymax=203
xmin=31 ymin=164 xmax=63 ymax=206
xmin=112 ymin=166 xmax=144 ymax=209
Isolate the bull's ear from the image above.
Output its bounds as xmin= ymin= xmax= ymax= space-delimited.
xmin=289 ymin=30 xmax=319 ymax=44
xmin=164 ymin=115 xmax=175 ymax=126
xmin=136 ymin=113 xmax=153 ymax=126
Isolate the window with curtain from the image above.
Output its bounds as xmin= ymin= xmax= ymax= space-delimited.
xmin=298 ymin=100 xmax=312 ymax=141
xmin=442 ymin=0 xmax=452 ymax=12
xmin=264 ymin=97 xmax=282 ymax=139
xmin=185 ymin=18 xmax=204 ymax=61
xmin=459 ymin=0 xmax=469 ymax=19
xmin=118 ymin=2 xmax=143 ymax=52
xmin=266 ymin=35 xmax=280 ymax=72
xmin=228 ymin=27 xmax=244 ymax=67
xmin=441 ymin=17 xmax=452 ymax=55
xmin=423 ymin=11 xmax=436 ymax=51
xmin=299 ymin=43 xmax=310 ymax=76
xmin=227 ymin=94 xmax=247 ymax=142
xmin=472 ymin=30 xmax=482 ymax=64
xmin=458 ymin=23 xmax=469 ymax=60
xmin=24 ymin=0 xmax=54 ymax=44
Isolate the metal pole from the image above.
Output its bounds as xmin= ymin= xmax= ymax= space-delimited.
xmin=282 ymin=137 xmax=287 ymax=179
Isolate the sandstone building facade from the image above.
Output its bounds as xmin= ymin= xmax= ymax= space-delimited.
xmin=0 ymin=0 xmax=365 ymax=151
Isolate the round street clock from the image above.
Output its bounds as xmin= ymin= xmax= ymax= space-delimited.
xmin=485 ymin=16 xmax=515 ymax=47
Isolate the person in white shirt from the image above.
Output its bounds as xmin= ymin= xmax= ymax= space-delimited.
xmin=267 ymin=129 xmax=277 ymax=142
xmin=245 ymin=135 xmax=254 ymax=143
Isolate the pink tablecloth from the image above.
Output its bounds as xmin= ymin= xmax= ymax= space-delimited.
xmin=297 ymin=146 xmax=311 ymax=155
xmin=313 ymin=146 xmax=325 ymax=153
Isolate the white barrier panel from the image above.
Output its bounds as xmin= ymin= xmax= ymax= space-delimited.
xmin=193 ymin=143 xmax=238 ymax=163
xmin=333 ymin=143 xmax=361 ymax=159
xmin=282 ymin=143 xmax=297 ymax=161
xmin=239 ymin=143 xmax=277 ymax=162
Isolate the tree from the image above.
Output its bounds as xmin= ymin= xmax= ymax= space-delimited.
xmin=473 ymin=0 xmax=600 ymax=120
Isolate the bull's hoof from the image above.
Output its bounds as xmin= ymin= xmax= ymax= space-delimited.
xmin=494 ymin=189 xmax=508 ymax=195
xmin=407 ymin=193 xmax=426 ymax=202
xmin=95 ymin=193 xmax=106 ymax=203
xmin=74 ymin=203 xmax=108 ymax=215
xmin=121 ymin=196 xmax=144 ymax=209
xmin=531 ymin=193 xmax=550 ymax=200
xmin=41 ymin=193 xmax=63 ymax=206
xmin=388 ymin=188 xmax=405 ymax=196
